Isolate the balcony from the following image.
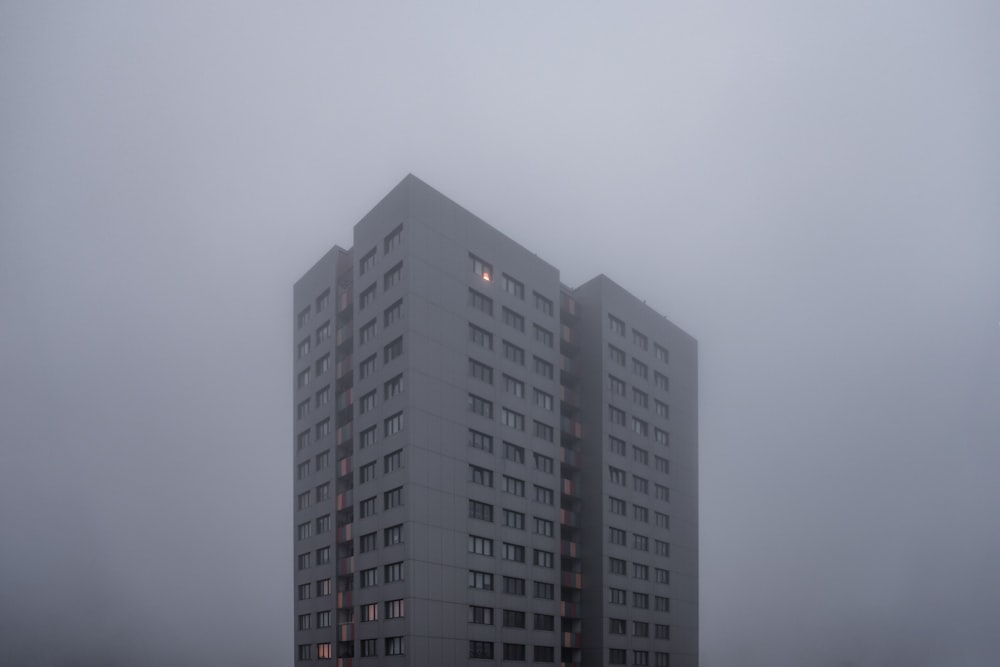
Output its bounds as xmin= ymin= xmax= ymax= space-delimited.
xmin=335 ymin=324 xmax=353 ymax=347
xmin=335 ymin=490 xmax=353 ymax=511
xmin=337 ymin=556 xmax=355 ymax=576
xmin=335 ymin=355 xmax=353 ymax=380
xmin=336 ymin=590 xmax=353 ymax=609
xmin=559 ymin=385 xmax=579 ymax=409
xmin=337 ymin=659 xmax=352 ymax=667
xmin=561 ymin=478 xmax=576 ymax=496
xmin=560 ymin=292 xmax=577 ymax=319
xmin=336 ymin=422 xmax=353 ymax=447
xmin=338 ymin=623 xmax=354 ymax=642
xmin=560 ymin=540 xmax=579 ymax=558
xmin=336 ymin=523 xmax=352 ymax=541
xmin=560 ymin=446 xmax=578 ymax=468
xmin=560 ymin=600 xmax=580 ymax=617
xmin=559 ymin=509 xmax=579 ymax=528
xmin=337 ymin=456 xmax=352 ymax=477
xmin=337 ymin=290 xmax=352 ymax=313
xmin=562 ymin=632 xmax=582 ymax=648
xmin=560 ymin=417 xmax=582 ymax=440
xmin=562 ymin=572 xmax=582 ymax=589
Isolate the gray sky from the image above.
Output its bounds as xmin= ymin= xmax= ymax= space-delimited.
xmin=2 ymin=2 xmax=999 ymax=666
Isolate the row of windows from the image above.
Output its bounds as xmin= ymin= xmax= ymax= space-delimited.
xmin=608 ymin=404 xmax=671 ymax=445
xmin=608 ymin=648 xmax=671 ymax=666
xmin=608 ymin=587 xmax=671 ymax=611
xmin=608 ymin=496 xmax=671 ymax=531
xmin=468 ymin=608 xmax=555 ymax=631
xmin=358 ymin=560 xmax=405 ymax=588
xmin=357 ymin=373 xmax=405 ymax=416
xmin=467 ymin=641 xmax=556 ymax=661
xmin=607 ymin=465 xmax=671 ymax=501
xmin=297 ymin=578 xmax=332 ymax=599
xmin=608 ymin=436 xmax=670 ymax=473
xmin=301 ymin=635 xmax=404 ymax=660
xmin=358 ymin=224 xmax=404 ymax=278
xmin=295 ymin=286 xmax=333 ymax=331
xmin=468 ymin=325 xmax=557 ymax=379
xmin=468 ymin=394 xmax=555 ymax=442
xmin=295 ymin=544 xmax=332 ymax=570
xmin=607 ymin=557 xmax=671 ymax=583
xmin=468 ymin=358 xmax=556 ymax=411
xmin=467 ymin=569 xmax=557 ymax=599
xmin=609 ymin=375 xmax=671 ymax=417
xmin=608 ymin=619 xmax=671 ymax=639
xmin=357 ymin=449 xmax=403 ymax=485
xmin=607 ymin=313 xmax=670 ymax=364
xmin=357 ymin=486 xmax=404 ymax=518
xmin=469 ymin=253 xmax=554 ymax=317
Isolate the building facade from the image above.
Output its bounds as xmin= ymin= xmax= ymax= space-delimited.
xmin=292 ymin=175 xmax=698 ymax=667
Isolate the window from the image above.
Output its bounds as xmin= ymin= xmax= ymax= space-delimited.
xmin=359 ymin=496 xmax=376 ymax=518
xmin=359 ymin=283 xmax=377 ymax=310
xmin=503 ymin=441 xmax=525 ymax=463
xmin=383 ymin=486 xmax=403 ymax=510
xmin=297 ymin=368 xmax=311 ymax=388
xmin=470 ymin=254 xmax=493 ymax=281
xmin=503 ymin=576 xmax=525 ymax=595
xmin=655 ymin=483 xmax=670 ymax=501
xmin=533 ymin=356 xmax=554 ymax=379
xmin=655 ymin=343 xmax=669 ymax=363
xmin=534 ymin=324 xmax=553 ymax=347
xmin=609 ymin=496 xmax=626 ymax=515
xmin=297 ymin=338 xmax=311 ymax=359
xmin=384 ymin=411 xmax=403 ymax=436
xmin=359 ymin=247 xmax=376 ymax=275
xmin=533 ymin=453 xmax=554 ymax=474
xmin=609 ymin=345 xmax=625 ymax=366
xmin=316 ymin=290 xmax=330 ymax=313
xmin=633 ymin=592 xmax=649 ymax=609
xmin=534 ymin=485 xmax=554 ymax=505
xmin=469 ymin=641 xmax=494 ymax=660
xmin=609 ymin=466 xmax=627 ymax=486
xmin=383 ymin=336 xmax=403 ymax=363
xmin=385 ymin=637 xmax=404 ymax=656
xmin=534 ymin=646 xmax=555 ymax=663
xmin=469 ymin=323 xmax=493 ymax=349
xmin=469 ymin=394 xmax=493 ymax=418
xmin=502 ymin=408 xmax=524 ymax=430
xmin=296 ymin=491 xmax=311 ymax=512
xmin=359 ymin=354 xmax=376 ymax=379
xmin=654 ymin=371 xmax=669 ymax=391
xmin=631 ymin=447 xmax=649 ymax=467
xmin=359 ymin=390 xmax=377 ymax=415
xmin=533 ymin=581 xmax=554 ymax=599
xmin=359 ymin=318 xmax=377 ymax=345
xmin=534 ymin=517 xmax=554 ymax=537
xmin=503 ymin=509 xmax=525 ymax=529
xmin=533 ymin=389 xmax=553 ymax=411
xmin=317 ymin=610 xmax=333 ymax=628
xmin=297 ymin=399 xmax=310 ymax=420
xmin=610 ymin=618 xmax=627 ymax=634
xmin=655 ymin=624 xmax=670 ymax=640
xmin=634 ymin=650 xmax=650 ymax=666
xmin=655 ymin=455 xmax=669 ymax=474
xmin=609 ymin=435 xmax=626 ymax=456
xmin=655 ymin=400 xmax=669 ymax=419
xmin=655 ymin=540 xmax=670 ymax=557
xmin=634 ymin=533 xmax=650 ymax=551
xmin=503 ymin=374 xmax=524 ymax=397
xmin=297 ymin=552 xmax=311 ymax=570
xmin=379 ymin=449 xmax=401 ymax=474
xmin=655 ymin=568 xmax=670 ymax=584
xmin=503 ymin=609 xmax=525 ymax=628
xmin=609 ymin=526 xmax=627 ymax=545
xmin=533 ymin=421 xmax=554 ymax=442
xmin=360 ymin=639 xmax=377 ymax=657
xmin=469 ymin=288 xmax=493 ymax=315
xmin=633 ymin=387 xmax=649 ymax=408
xmin=609 ymin=314 xmax=625 ymax=335
xmin=360 ymin=567 xmax=378 ymax=588
xmin=632 ymin=417 xmax=649 ymax=437
xmin=316 ymin=546 xmax=330 ymax=565
xmin=469 ymin=499 xmax=494 ymax=522
xmin=502 ymin=307 xmax=525 ymax=332
xmin=315 ymin=419 xmax=330 ymax=440
xmin=468 ymin=535 xmax=493 ymax=556
xmin=633 ymin=563 xmax=649 ymax=580
xmin=502 ymin=475 xmax=525 ymax=497
xmin=359 ymin=531 xmax=377 ymax=553
xmin=361 ymin=602 xmax=379 ymax=622
xmin=315 ymin=514 xmax=330 ymax=534
xmin=297 ymin=306 xmax=310 ymax=329
xmin=503 ymin=644 xmax=526 ymax=661
xmin=384 ymin=373 xmax=404 ymax=400
xmin=315 ymin=482 xmax=330 ymax=502
xmin=634 ymin=475 xmax=649 ymax=494
xmin=316 ymin=321 xmax=330 ymax=343
xmin=469 ymin=570 xmax=494 ymax=590
xmin=297 ymin=644 xmax=312 ymax=661
xmin=359 ymin=425 xmax=377 ymax=448
xmin=382 ymin=262 xmax=403 ymax=292
xmin=383 ymin=224 xmax=403 ymax=253
xmin=385 ymin=599 xmax=405 ymax=618
xmin=633 ymin=329 xmax=648 ymax=350
xmin=469 ymin=429 xmax=493 ymax=452
xmin=297 ymin=462 xmax=311 ymax=481
xmin=609 ymin=375 xmax=626 ymax=396
xmin=503 ymin=341 xmax=525 ymax=365
xmin=316 ymin=578 xmax=331 ymax=597
xmin=609 ymin=405 xmax=626 ymax=426
xmin=656 ymin=511 xmax=670 ymax=529
xmin=384 ymin=298 xmax=403 ymax=327
xmin=533 ymin=613 xmax=555 ymax=631
xmin=384 ymin=524 xmax=403 ymax=546
xmin=533 ymin=549 xmax=554 ymax=568
xmin=469 ymin=605 xmax=494 ymax=625
xmin=297 ymin=430 xmax=310 ymax=451
xmin=297 ymin=583 xmax=312 ymax=600
xmin=654 ymin=428 xmax=669 ymax=446
xmin=655 ymin=653 xmax=670 ymax=667
xmin=609 ymin=557 xmax=627 ymax=575
xmin=655 ymin=596 xmax=670 ymax=612
xmin=634 ymin=504 xmax=649 ymax=523
xmin=315 ymin=385 xmax=330 ymax=407
xmin=534 ymin=291 xmax=554 ymax=316
xmin=502 ymin=542 xmax=525 ymax=562
xmin=469 ymin=358 xmax=494 ymax=384
xmin=384 ymin=561 xmax=404 ymax=582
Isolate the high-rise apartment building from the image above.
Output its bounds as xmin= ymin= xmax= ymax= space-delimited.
xmin=293 ymin=175 xmax=697 ymax=667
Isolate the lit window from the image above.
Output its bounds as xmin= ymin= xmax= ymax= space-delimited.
xmin=470 ymin=254 xmax=493 ymax=281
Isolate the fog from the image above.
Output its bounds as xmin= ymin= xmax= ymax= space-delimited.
xmin=2 ymin=2 xmax=998 ymax=666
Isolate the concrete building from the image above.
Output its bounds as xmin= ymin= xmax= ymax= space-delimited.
xmin=292 ymin=175 xmax=697 ymax=667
